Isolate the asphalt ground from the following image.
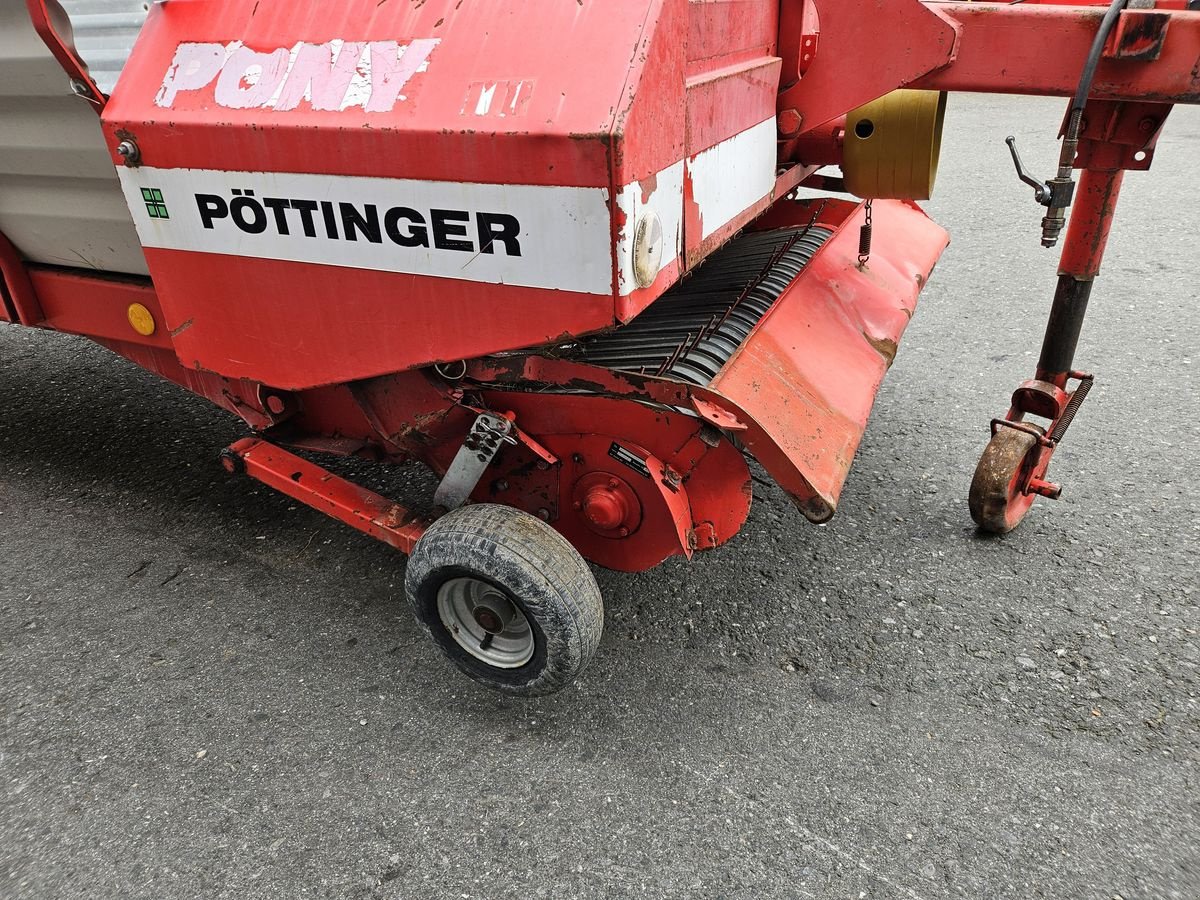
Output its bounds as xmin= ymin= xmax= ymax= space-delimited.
xmin=2 ymin=94 xmax=1198 ymax=900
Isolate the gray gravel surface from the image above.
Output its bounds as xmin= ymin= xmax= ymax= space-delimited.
xmin=2 ymin=95 xmax=1198 ymax=899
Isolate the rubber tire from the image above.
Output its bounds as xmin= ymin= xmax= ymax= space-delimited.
xmin=969 ymin=425 xmax=1043 ymax=535
xmin=405 ymin=504 xmax=604 ymax=696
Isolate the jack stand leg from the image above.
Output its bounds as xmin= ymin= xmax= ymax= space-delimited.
xmin=1036 ymin=168 xmax=1124 ymax=387
xmin=971 ymin=167 xmax=1123 ymax=534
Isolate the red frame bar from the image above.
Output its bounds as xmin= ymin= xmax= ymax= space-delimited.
xmin=30 ymin=267 xmax=168 ymax=347
xmin=914 ymin=3 xmax=1200 ymax=102
xmin=0 ymin=231 xmax=42 ymax=324
xmin=227 ymin=438 xmax=429 ymax=554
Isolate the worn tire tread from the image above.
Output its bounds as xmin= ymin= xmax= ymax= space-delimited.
xmin=405 ymin=504 xmax=603 ymax=696
xmin=969 ymin=426 xmax=1042 ymax=534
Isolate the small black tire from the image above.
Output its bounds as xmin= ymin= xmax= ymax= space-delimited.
xmin=969 ymin=425 xmax=1042 ymax=535
xmin=404 ymin=504 xmax=604 ymax=696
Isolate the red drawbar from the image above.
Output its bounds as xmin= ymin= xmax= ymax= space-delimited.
xmin=227 ymin=438 xmax=429 ymax=554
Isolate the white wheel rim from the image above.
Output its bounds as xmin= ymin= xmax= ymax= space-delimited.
xmin=436 ymin=577 xmax=535 ymax=669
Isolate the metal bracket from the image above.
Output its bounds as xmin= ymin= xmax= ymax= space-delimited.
xmin=433 ymin=412 xmax=518 ymax=510
xmin=26 ymin=1 xmax=107 ymax=115
xmin=991 ymin=418 xmax=1054 ymax=448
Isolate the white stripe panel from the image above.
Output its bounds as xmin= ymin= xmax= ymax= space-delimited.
xmin=615 ymin=160 xmax=685 ymax=293
xmin=119 ymin=167 xmax=618 ymax=295
xmin=116 ymin=119 xmax=777 ymax=295
xmin=688 ymin=117 xmax=777 ymax=240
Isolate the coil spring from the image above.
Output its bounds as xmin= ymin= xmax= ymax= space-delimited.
xmin=1049 ymin=375 xmax=1093 ymax=444
xmin=857 ymin=200 xmax=873 ymax=268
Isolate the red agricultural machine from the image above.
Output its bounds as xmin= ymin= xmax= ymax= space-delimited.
xmin=1 ymin=0 xmax=1196 ymax=693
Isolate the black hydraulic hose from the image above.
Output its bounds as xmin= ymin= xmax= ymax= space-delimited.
xmin=1060 ymin=0 xmax=1129 ymax=164
xmin=1043 ymin=0 xmax=1128 ymax=247
xmin=1072 ymin=0 xmax=1129 ymax=116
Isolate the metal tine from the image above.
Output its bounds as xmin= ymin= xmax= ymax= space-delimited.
xmin=714 ymin=231 xmax=814 ymax=330
xmin=655 ymin=331 xmax=693 ymax=377
xmin=582 ymin=223 xmax=835 ymax=384
xmin=636 ymin=233 xmax=827 ymax=319
xmin=686 ymin=315 xmax=720 ymax=353
xmin=587 ymin=313 xmax=747 ymax=345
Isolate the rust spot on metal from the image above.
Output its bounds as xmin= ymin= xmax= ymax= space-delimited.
xmin=170 ymin=318 xmax=194 ymax=338
xmin=1109 ymin=11 xmax=1171 ymax=61
xmin=379 ymin=503 xmax=411 ymax=529
xmin=865 ymin=335 xmax=898 ymax=364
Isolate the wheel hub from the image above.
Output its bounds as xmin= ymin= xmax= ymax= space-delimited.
xmin=436 ymin=577 xmax=535 ymax=668
xmin=572 ymin=471 xmax=642 ymax=538
xmin=472 ymin=602 xmax=506 ymax=635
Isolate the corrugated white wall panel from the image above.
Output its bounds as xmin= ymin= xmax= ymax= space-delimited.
xmin=60 ymin=0 xmax=149 ymax=94
xmin=0 ymin=0 xmax=147 ymax=275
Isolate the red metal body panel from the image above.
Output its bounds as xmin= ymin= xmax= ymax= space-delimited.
xmin=105 ymin=2 xmax=650 ymax=185
xmin=29 ymin=269 xmax=168 ymax=349
xmin=135 ymin=253 xmax=618 ymax=389
xmin=718 ymin=199 xmax=947 ymax=520
xmin=777 ymin=0 xmax=961 ymax=137
xmin=99 ymin=0 xmax=801 ymax=389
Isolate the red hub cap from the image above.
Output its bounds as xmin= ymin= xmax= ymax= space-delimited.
xmin=572 ymin=472 xmax=642 ymax=538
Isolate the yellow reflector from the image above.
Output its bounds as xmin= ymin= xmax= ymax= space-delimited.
xmin=842 ymin=90 xmax=948 ymax=201
xmin=127 ymin=302 xmax=156 ymax=337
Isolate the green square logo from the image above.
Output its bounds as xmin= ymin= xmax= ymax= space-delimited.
xmin=141 ymin=187 xmax=169 ymax=220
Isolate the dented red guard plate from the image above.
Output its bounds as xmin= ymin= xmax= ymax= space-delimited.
xmin=705 ymin=199 xmax=948 ymax=521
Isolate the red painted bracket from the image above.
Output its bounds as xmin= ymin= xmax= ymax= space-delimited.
xmin=26 ymin=0 xmax=106 ymax=113
xmin=778 ymin=0 xmax=960 ymax=140
xmin=223 ymin=438 xmax=430 ymax=555
xmin=0 ymin=230 xmax=43 ymax=324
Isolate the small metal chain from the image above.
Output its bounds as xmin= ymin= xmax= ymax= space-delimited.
xmin=857 ymin=200 xmax=874 ymax=269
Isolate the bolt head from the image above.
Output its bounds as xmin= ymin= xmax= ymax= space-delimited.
xmin=777 ymin=108 xmax=803 ymax=138
xmin=116 ymin=140 xmax=140 ymax=166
